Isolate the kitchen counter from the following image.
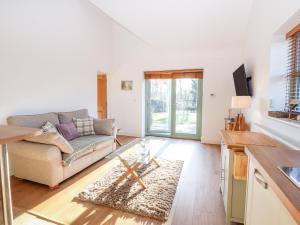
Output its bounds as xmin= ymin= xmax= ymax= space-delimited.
xmin=220 ymin=130 xmax=278 ymax=149
xmin=245 ymin=145 xmax=300 ymax=224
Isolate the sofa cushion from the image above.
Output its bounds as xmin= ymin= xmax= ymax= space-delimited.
xmin=42 ymin=121 xmax=58 ymax=133
xmin=56 ymin=122 xmax=80 ymax=141
xmin=73 ymin=117 xmax=95 ymax=136
xmin=62 ymin=135 xmax=114 ymax=166
xmin=25 ymin=121 xmax=74 ymax=154
xmin=93 ymin=119 xmax=115 ymax=135
xmin=26 ymin=132 xmax=74 ymax=154
xmin=58 ymin=109 xmax=89 ymax=124
xmin=7 ymin=112 xmax=59 ymax=128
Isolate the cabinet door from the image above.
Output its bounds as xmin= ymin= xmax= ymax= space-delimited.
xmin=223 ymin=147 xmax=230 ymax=210
xmin=279 ymin=203 xmax=297 ymax=225
xmin=220 ymin=144 xmax=226 ymax=195
xmin=246 ymin=160 xmax=298 ymax=225
xmin=245 ymin=161 xmax=280 ymax=225
xmin=220 ymin=144 xmax=224 ymax=195
xmin=245 ymin=159 xmax=254 ymax=224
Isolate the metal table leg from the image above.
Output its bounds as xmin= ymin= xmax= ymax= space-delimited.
xmin=0 ymin=144 xmax=13 ymax=225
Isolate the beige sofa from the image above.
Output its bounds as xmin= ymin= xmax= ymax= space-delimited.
xmin=7 ymin=109 xmax=116 ymax=188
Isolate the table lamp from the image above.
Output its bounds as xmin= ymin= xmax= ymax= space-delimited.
xmin=231 ymin=96 xmax=252 ymax=131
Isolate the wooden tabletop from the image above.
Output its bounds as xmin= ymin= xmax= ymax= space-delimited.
xmin=220 ymin=130 xmax=278 ymax=149
xmin=0 ymin=125 xmax=42 ymax=144
xmin=246 ymin=145 xmax=300 ymax=224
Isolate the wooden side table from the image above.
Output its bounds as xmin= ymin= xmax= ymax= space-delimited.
xmin=115 ymin=128 xmax=122 ymax=146
xmin=0 ymin=125 xmax=41 ymax=225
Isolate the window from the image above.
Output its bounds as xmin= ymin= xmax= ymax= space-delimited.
xmin=286 ymin=24 xmax=300 ymax=112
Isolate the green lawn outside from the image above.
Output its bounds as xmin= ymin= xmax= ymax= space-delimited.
xmin=152 ymin=111 xmax=196 ymax=125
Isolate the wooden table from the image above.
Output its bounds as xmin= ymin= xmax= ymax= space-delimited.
xmin=114 ymin=155 xmax=160 ymax=190
xmin=107 ymin=137 xmax=160 ymax=190
xmin=220 ymin=130 xmax=278 ymax=149
xmin=0 ymin=125 xmax=41 ymax=225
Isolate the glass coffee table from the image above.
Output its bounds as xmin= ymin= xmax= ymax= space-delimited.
xmin=106 ymin=137 xmax=160 ymax=189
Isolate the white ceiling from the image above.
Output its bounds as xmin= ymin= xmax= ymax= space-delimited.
xmin=90 ymin=0 xmax=254 ymax=51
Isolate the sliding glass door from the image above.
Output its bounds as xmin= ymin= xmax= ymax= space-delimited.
xmin=146 ymin=78 xmax=202 ymax=139
xmin=175 ymin=79 xmax=199 ymax=135
xmin=148 ymin=79 xmax=172 ymax=133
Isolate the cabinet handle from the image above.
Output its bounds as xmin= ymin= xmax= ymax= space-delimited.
xmin=254 ymin=169 xmax=268 ymax=189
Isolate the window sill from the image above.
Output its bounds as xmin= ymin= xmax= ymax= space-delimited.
xmin=267 ymin=116 xmax=300 ymax=129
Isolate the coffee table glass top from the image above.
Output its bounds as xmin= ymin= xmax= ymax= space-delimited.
xmin=106 ymin=137 xmax=159 ymax=167
xmin=107 ymin=137 xmax=164 ymax=189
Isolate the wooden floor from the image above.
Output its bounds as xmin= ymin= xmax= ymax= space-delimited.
xmin=2 ymin=136 xmax=225 ymax=225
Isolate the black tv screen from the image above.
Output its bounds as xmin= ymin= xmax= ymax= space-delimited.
xmin=233 ymin=64 xmax=251 ymax=96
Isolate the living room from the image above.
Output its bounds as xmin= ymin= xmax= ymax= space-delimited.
xmin=0 ymin=0 xmax=300 ymax=225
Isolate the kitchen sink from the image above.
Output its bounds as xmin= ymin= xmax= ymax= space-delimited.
xmin=278 ymin=166 xmax=300 ymax=189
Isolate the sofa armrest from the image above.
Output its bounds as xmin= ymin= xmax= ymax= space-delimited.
xmin=8 ymin=141 xmax=64 ymax=186
xmin=93 ymin=118 xmax=115 ymax=136
xmin=112 ymin=125 xmax=117 ymax=139
xmin=9 ymin=141 xmax=62 ymax=162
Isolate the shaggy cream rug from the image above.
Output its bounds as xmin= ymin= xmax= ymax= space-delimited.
xmin=78 ymin=158 xmax=184 ymax=221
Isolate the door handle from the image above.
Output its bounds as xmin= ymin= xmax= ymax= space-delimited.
xmin=254 ymin=169 xmax=268 ymax=189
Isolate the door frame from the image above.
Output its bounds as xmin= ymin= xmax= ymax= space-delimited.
xmin=145 ymin=78 xmax=203 ymax=140
xmin=97 ymin=73 xmax=107 ymax=119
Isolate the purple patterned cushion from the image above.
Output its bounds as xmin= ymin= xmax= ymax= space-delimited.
xmin=56 ymin=122 xmax=80 ymax=141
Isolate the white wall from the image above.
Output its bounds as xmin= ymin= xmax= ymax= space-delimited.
xmin=0 ymin=0 xmax=113 ymax=123
xmin=0 ymin=0 xmax=242 ymax=143
xmin=110 ymin=24 xmax=243 ymax=142
xmin=5 ymin=0 xmax=298 ymax=147
xmin=244 ymin=0 xmax=300 ymax=148
xmin=90 ymin=0 xmax=253 ymax=53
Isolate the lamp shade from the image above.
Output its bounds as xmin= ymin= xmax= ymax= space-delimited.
xmin=231 ymin=96 xmax=252 ymax=109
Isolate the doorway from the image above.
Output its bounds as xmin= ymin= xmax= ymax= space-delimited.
xmin=97 ymin=73 xmax=107 ymax=119
xmin=145 ymin=69 xmax=203 ymax=139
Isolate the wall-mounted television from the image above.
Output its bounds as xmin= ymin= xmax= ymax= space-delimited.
xmin=233 ymin=64 xmax=252 ymax=96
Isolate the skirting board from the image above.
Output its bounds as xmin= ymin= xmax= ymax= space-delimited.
xmin=117 ymin=132 xmax=141 ymax=138
xmin=201 ymin=137 xmax=221 ymax=145
xmin=118 ymin=133 xmax=221 ymax=144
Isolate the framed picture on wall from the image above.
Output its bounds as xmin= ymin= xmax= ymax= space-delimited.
xmin=121 ymin=81 xmax=133 ymax=90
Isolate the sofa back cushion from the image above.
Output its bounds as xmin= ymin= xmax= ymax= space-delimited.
xmin=7 ymin=112 xmax=59 ymax=128
xmin=58 ymin=109 xmax=89 ymax=124
xmin=93 ymin=119 xmax=115 ymax=135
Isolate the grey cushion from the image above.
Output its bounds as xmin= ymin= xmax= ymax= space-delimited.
xmin=62 ymin=135 xmax=114 ymax=166
xmin=58 ymin=109 xmax=89 ymax=124
xmin=25 ymin=121 xmax=74 ymax=154
xmin=94 ymin=119 xmax=115 ymax=135
xmin=26 ymin=132 xmax=74 ymax=154
xmin=7 ymin=112 xmax=59 ymax=128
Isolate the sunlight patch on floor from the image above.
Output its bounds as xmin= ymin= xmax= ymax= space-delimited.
xmin=9 ymin=137 xmax=215 ymax=225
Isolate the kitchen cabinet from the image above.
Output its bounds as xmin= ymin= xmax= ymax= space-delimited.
xmin=220 ymin=142 xmax=246 ymax=225
xmin=220 ymin=130 xmax=281 ymax=225
xmin=245 ymin=160 xmax=297 ymax=225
